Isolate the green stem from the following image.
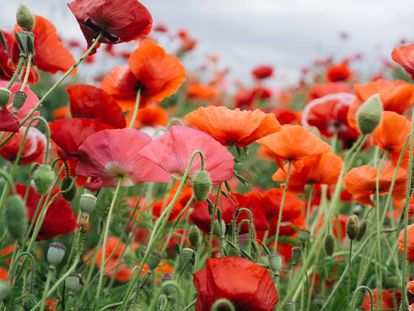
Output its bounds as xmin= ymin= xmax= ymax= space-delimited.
xmin=6 ymin=56 xmax=25 ymax=89
xmin=19 ymin=53 xmax=32 ymax=92
xmin=128 ymin=88 xmax=141 ymax=129
xmin=39 ymin=267 xmax=53 ymax=311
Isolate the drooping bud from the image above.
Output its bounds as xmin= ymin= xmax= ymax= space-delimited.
xmin=346 ymin=215 xmax=360 ymax=240
xmin=0 ymin=88 xmax=11 ymax=107
xmin=212 ymin=219 xmax=226 ymax=238
xmin=324 ymin=234 xmax=335 ymax=256
xmin=79 ymin=193 xmax=97 ymax=214
xmin=148 ymin=252 xmax=161 ymax=271
xmin=268 ymin=252 xmax=282 ymax=273
xmin=291 ymin=247 xmax=302 ymax=264
xmin=12 ymin=91 xmax=27 ymax=110
xmin=5 ymin=194 xmax=27 ymax=240
xmin=299 ymin=229 xmax=311 ymax=244
xmin=47 ymin=242 xmax=66 ymax=267
xmin=16 ymin=5 xmax=35 ymax=32
xmin=188 ymin=227 xmax=200 ymax=247
xmin=356 ymin=221 xmax=367 ymax=241
xmin=65 ymin=273 xmax=83 ymax=292
xmin=61 ymin=176 xmax=76 ymax=201
xmin=0 ymin=281 xmax=11 ymax=301
xmin=356 ymin=94 xmax=383 ymax=135
xmin=192 ymin=170 xmax=212 ymax=202
xmin=33 ymin=165 xmax=55 ymax=194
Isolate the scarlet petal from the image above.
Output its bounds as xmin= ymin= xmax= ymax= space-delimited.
xmin=0 ymin=107 xmax=19 ymax=132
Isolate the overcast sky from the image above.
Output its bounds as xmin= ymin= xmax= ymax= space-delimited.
xmin=1 ymin=0 xmax=412 ymax=85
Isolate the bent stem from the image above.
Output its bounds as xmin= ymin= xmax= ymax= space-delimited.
xmin=128 ymin=88 xmax=142 ymax=128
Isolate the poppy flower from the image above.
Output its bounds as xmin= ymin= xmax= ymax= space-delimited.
xmin=140 ymin=126 xmax=234 ymax=184
xmin=66 ymin=84 xmax=126 ymax=128
xmin=0 ymin=107 xmax=19 ymax=132
xmin=128 ymin=105 xmax=168 ymax=129
xmin=0 ymin=268 xmax=7 ymax=281
xmin=16 ymin=184 xmax=77 ymax=240
xmin=326 ymin=63 xmax=352 ymax=82
xmin=372 ymin=111 xmax=411 ymax=154
xmin=76 ymin=128 xmax=171 ymax=189
xmin=347 ymin=79 xmax=414 ymax=129
xmin=193 ymin=256 xmax=279 ymax=311
xmin=177 ymin=29 xmax=198 ymax=53
xmin=68 ymin=0 xmax=152 ymax=52
xmin=101 ymin=39 xmax=186 ymax=107
xmin=392 ymin=44 xmax=414 ymax=79
xmin=257 ymin=125 xmax=332 ymax=166
xmin=15 ymin=16 xmax=76 ymax=75
xmin=0 ymin=30 xmax=16 ymax=80
xmin=185 ymin=106 xmax=281 ymax=147
xmin=308 ymin=82 xmax=352 ymax=100
xmin=251 ymin=65 xmax=274 ymax=80
xmin=302 ymin=92 xmax=359 ymax=146
xmin=273 ymin=153 xmax=343 ymax=193
xmin=361 ymin=289 xmax=401 ymax=311
xmin=0 ymin=127 xmax=46 ymax=164
xmin=398 ymin=224 xmax=414 ymax=262
xmin=52 ymin=106 xmax=70 ymax=119
xmin=343 ymin=164 xmax=407 ymax=206
xmin=271 ymin=108 xmax=300 ymax=125
xmin=186 ymin=82 xmax=218 ymax=100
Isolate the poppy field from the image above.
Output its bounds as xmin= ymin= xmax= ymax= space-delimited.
xmin=1 ymin=0 xmax=414 ymax=310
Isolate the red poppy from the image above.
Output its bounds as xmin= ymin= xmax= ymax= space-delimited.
xmin=361 ymin=289 xmax=401 ymax=311
xmin=101 ymin=39 xmax=186 ymax=107
xmin=16 ymin=184 xmax=77 ymax=240
xmin=392 ymin=44 xmax=414 ymax=79
xmin=193 ymin=256 xmax=279 ymax=311
xmin=326 ymin=63 xmax=352 ymax=82
xmin=0 ymin=30 xmax=16 ymax=80
xmin=251 ymin=65 xmax=274 ymax=80
xmin=308 ymin=82 xmax=352 ymax=100
xmin=398 ymin=224 xmax=414 ymax=262
xmin=185 ymin=106 xmax=281 ymax=147
xmin=271 ymin=108 xmax=300 ymax=125
xmin=177 ymin=29 xmax=198 ymax=53
xmin=76 ymin=128 xmax=170 ymax=189
xmin=68 ymin=0 xmax=152 ymax=52
xmin=67 ymin=84 xmax=126 ymax=128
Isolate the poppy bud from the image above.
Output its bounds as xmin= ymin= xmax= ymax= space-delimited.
xmin=0 ymin=281 xmax=11 ymax=301
xmin=33 ymin=165 xmax=55 ymax=194
xmin=268 ymin=252 xmax=282 ymax=273
xmin=15 ymin=31 xmax=34 ymax=56
xmin=346 ymin=215 xmax=360 ymax=240
xmin=61 ymin=176 xmax=76 ymax=201
xmin=192 ymin=170 xmax=212 ymax=202
xmin=299 ymin=229 xmax=311 ymax=243
xmin=324 ymin=234 xmax=335 ymax=256
xmin=5 ymin=194 xmax=27 ymax=240
xmin=284 ymin=301 xmax=296 ymax=311
xmin=357 ymin=94 xmax=383 ymax=135
xmin=47 ymin=242 xmax=66 ymax=267
xmin=180 ymin=248 xmax=195 ymax=266
xmin=79 ymin=193 xmax=97 ymax=214
xmin=189 ymin=227 xmax=200 ymax=247
xmin=148 ymin=252 xmax=161 ymax=270
xmin=356 ymin=221 xmax=367 ymax=241
xmin=291 ymin=247 xmax=302 ymax=264
xmin=212 ymin=219 xmax=226 ymax=237
xmin=12 ymin=91 xmax=27 ymax=110
xmin=384 ymin=274 xmax=400 ymax=288
xmin=0 ymin=88 xmax=11 ymax=107
xmin=16 ymin=5 xmax=35 ymax=32
xmin=65 ymin=273 xmax=83 ymax=292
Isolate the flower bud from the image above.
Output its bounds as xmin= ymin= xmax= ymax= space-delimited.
xmin=0 ymin=281 xmax=11 ymax=301
xmin=212 ymin=219 xmax=226 ymax=237
xmin=47 ymin=242 xmax=66 ymax=267
xmin=291 ymin=247 xmax=302 ymax=264
xmin=79 ymin=193 xmax=97 ymax=214
xmin=268 ymin=252 xmax=282 ymax=273
xmin=148 ymin=252 xmax=161 ymax=270
xmin=15 ymin=32 xmax=34 ymax=56
xmin=357 ymin=94 xmax=383 ymax=135
xmin=324 ymin=234 xmax=335 ymax=256
xmin=12 ymin=91 xmax=27 ymax=110
xmin=0 ymin=88 xmax=11 ymax=107
xmin=61 ymin=176 xmax=76 ymax=201
xmin=33 ymin=165 xmax=55 ymax=194
xmin=299 ymin=229 xmax=310 ymax=243
xmin=356 ymin=220 xmax=367 ymax=241
xmin=5 ymin=194 xmax=27 ymax=240
xmin=180 ymin=248 xmax=195 ymax=266
xmin=188 ymin=227 xmax=200 ymax=247
xmin=346 ymin=215 xmax=360 ymax=240
xmin=16 ymin=5 xmax=35 ymax=32
xmin=65 ymin=273 xmax=83 ymax=292
xmin=192 ymin=170 xmax=212 ymax=202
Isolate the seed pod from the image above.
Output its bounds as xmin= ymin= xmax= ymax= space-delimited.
xmin=16 ymin=5 xmax=35 ymax=31
xmin=357 ymin=94 xmax=383 ymax=134
xmin=346 ymin=215 xmax=360 ymax=240
xmin=0 ymin=88 xmax=11 ymax=107
xmin=12 ymin=91 xmax=27 ymax=110
xmin=192 ymin=170 xmax=212 ymax=202
xmin=148 ymin=252 xmax=161 ymax=270
xmin=356 ymin=221 xmax=367 ymax=241
xmin=79 ymin=193 xmax=97 ymax=214
xmin=65 ymin=273 xmax=83 ymax=292
xmin=61 ymin=176 xmax=76 ymax=201
xmin=5 ymin=194 xmax=27 ymax=240
xmin=324 ymin=234 xmax=335 ymax=256
xmin=0 ymin=281 xmax=11 ymax=301
xmin=33 ymin=165 xmax=55 ymax=194
xmin=268 ymin=252 xmax=282 ymax=273
xmin=47 ymin=242 xmax=66 ymax=267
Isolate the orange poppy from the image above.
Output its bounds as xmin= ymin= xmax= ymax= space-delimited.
xmin=392 ymin=44 xmax=414 ymax=79
xmin=308 ymin=82 xmax=352 ymax=100
xmin=257 ymin=125 xmax=331 ymax=165
xmin=101 ymin=39 xmax=186 ymax=108
xmin=273 ymin=153 xmax=343 ymax=193
xmin=185 ymin=106 xmax=281 ymax=147
xmin=398 ymin=224 xmax=414 ymax=262
xmin=343 ymin=164 xmax=407 ymax=206
xmin=347 ymin=79 xmax=414 ymax=129
xmin=186 ymin=82 xmax=218 ymax=100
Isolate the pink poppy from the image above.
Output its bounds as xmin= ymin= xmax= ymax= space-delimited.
xmin=140 ymin=126 xmax=234 ymax=184
xmin=76 ymin=128 xmax=170 ymax=189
